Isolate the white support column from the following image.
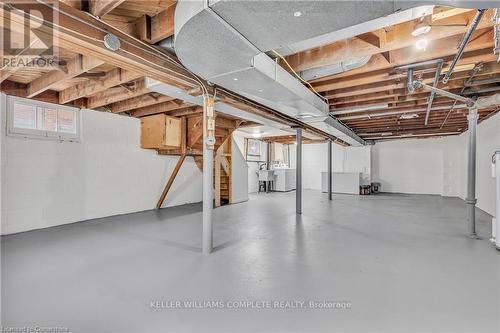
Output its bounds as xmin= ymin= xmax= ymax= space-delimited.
xmin=466 ymin=108 xmax=479 ymax=238
xmin=296 ymin=128 xmax=302 ymax=214
xmin=203 ymin=97 xmax=215 ymax=255
xmin=328 ymin=139 xmax=332 ymax=201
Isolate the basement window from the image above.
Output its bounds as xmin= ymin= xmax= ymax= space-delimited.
xmin=7 ymin=96 xmax=80 ymax=142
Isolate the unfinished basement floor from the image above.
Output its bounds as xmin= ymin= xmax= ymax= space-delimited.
xmin=2 ymin=190 xmax=499 ymax=332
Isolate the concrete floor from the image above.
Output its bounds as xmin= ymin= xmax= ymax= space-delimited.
xmin=2 ymin=190 xmax=499 ymax=332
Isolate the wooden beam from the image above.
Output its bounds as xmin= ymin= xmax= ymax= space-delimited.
xmin=1 ymin=80 xmax=59 ymax=103
xmin=0 ymin=30 xmax=54 ymax=83
xmin=357 ymin=31 xmax=381 ymax=48
xmin=87 ymin=77 xmax=149 ymax=109
xmin=89 ymin=0 xmax=126 ymax=17
xmin=59 ymin=68 xmax=141 ymax=104
xmin=286 ymin=10 xmax=494 ymax=72
xmin=1 ymin=2 xmax=336 ymax=142
xmin=156 ymin=154 xmax=186 ymax=209
xmin=137 ymin=3 xmax=176 ymax=44
xmin=324 ymin=61 xmax=500 ymax=100
xmin=27 ymin=54 xmax=103 ymax=98
xmin=131 ymin=101 xmax=195 ymax=118
xmin=313 ymin=29 xmax=495 ymax=92
xmin=111 ymin=93 xmax=175 ymax=113
xmin=2 ymin=2 xmax=198 ymax=90
xmin=187 ymin=115 xmax=203 ymax=147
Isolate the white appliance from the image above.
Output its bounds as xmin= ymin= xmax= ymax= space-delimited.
xmin=492 ymin=150 xmax=500 ymax=251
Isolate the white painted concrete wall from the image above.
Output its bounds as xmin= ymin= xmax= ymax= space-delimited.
xmin=1 ymin=94 xmax=202 ymax=235
xmin=372 ymin=139 xmax=444 ymax=195
xmin=371 ymin=112 xmax=500 ymax=215
xmin=231 ymin=136 xmax=249 ymax=203
xmin=233 ymin=131 xmax=268 ymax=194
xmin=473 ymin=113 xmax=500 ymax=215
xmin=291 ymin=142 xmax=371 ymax=190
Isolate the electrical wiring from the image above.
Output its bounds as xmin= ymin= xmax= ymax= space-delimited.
xmin=271 ymin=49 xmax=329 ymax=103
xmin=31 ymin=0 xmax=209 ymax=97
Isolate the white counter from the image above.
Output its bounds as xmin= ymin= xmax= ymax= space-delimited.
xmin=273 ymin=168 xmax=296 ymax=192
xmin=321 ymin=172 xmax=361 ymax=195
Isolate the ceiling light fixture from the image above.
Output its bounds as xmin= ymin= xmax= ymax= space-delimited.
xmin=294 ymin=11 xmax=302 ymax=17
xmin=411 ymin=22 xmax=431 ymax=37
xmin=399 ymin=113 xmax=419 ymax=119
xmin=233 ymin=78 xmax=238 ymax=81
xmin=416 ymin=38 xmax=428 ymax=50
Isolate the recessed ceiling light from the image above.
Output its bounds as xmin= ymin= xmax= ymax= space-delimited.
xmin=294 ymin=11 xmax=302 ymax=17
xmin=416 ymin=38 xmax=428 ymax=50
xmin=411 ymin=22 xmax=431 ymax=37
xmin=258 ymin=89 xmax=263 ymax=92
xmin=233 ymin=78 xmax=238 ymax=81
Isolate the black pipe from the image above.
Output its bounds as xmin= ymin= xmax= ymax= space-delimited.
xmin=442 ymin=9 xmax=486 ymax=84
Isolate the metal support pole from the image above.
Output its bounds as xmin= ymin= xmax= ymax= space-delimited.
xmin=328 ymin=139 xmax=332 ymax=200
xmin=202 ymin=97 xmax=215 ymax=255
xmin=296 ymin=128 xmax=302 ymax=214
xmin=466 ymin=108 xmax=479 ymax=238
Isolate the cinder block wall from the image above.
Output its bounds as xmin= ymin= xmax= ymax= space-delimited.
xmin=0 ymin=93 xmax=202 ymax=235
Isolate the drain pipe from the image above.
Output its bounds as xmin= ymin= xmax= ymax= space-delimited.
xmin=442 ymin=9 xmax=486 ymax=84
xmin=424 ymin=59 xmax=443 ymax=125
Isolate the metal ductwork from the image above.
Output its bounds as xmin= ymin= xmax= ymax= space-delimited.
xmin=157 ymin=36 xmax=175 ymax=53
xmin=173 ymin=0 xmax=499 ymax=146
xmin=299 ymin=56 xmax=371 ymax=81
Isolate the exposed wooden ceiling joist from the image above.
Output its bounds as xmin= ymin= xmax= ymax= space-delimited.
xmin=27 ymin=54 xmax=103 ymax=98
xmin=89 ymin=0 xmax=126 ymax=18
xmin=285 ymin=9 xmax=494 ymax=72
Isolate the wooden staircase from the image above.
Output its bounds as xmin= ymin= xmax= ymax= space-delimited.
xmin=140 ymin=108 xmax=244 ymax=208
xmin=193 ymin=122 xmax=237 ymax=207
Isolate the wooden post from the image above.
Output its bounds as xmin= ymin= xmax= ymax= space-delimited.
xmin=215 ymin=152 xmax=221 ymax=207
xmin=156 ymin=154 xmax=186 ymax=209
